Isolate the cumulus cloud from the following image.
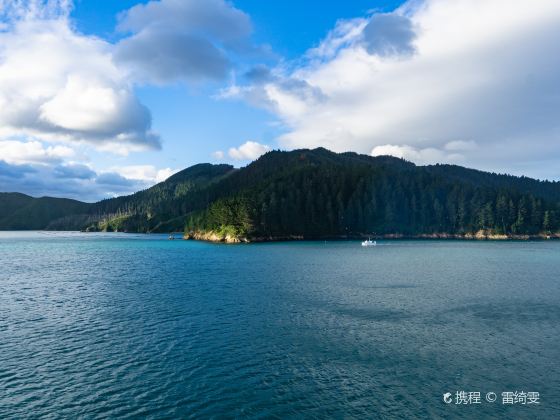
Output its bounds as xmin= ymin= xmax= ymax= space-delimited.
xmin=0 ymin=0 xmax=268 ymax=159
xmin=0 ymin=5 xmax=160 ymax=152
xmin=228 ymin=141 xmax=270 ymax=160
xmin=111 ymin=165 xmax=177 ymax=183
xmin=0 ymin=0 xmax=287 ymax=200
xmin=0 ymin=140 xmax=74 ymax=165
xmin=226 ymin=0 xmax=560 ymax=179
xmin=115 ymin=0 xmax=255 ymax=84
xmin=0 ymin=0 xmax=273 ymax=199
xmin=0 ymin=1 xmax=190 ymax=199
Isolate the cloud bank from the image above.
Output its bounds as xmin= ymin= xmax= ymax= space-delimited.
xmin=0 ymin=154 xmax=176 ymax=201
xmin=226 ymin=0 xmax=560 ymax=179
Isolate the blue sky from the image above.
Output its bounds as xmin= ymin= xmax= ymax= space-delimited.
xmin=69 ymin=0 xmax=405 ymax=168
xmin=72 ymin=1 xmax=404 ymax=54
xmin=1 ymin=0 xmax=560 ymax=201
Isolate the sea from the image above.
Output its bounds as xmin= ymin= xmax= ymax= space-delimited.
xmin=1 ymin=232 xmax=559 ymax=419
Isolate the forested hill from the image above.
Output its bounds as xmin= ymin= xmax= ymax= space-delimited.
xmin=185 ymin=148 xmax=560 ymax=240
xmin=1 ymin=148 xmax=560 ymax=240
xmin=0 ymin=193 xmax=89 ymax=230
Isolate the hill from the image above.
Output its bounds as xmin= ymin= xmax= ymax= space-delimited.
xmin=184 ymin=149 xmax=560 ymax=241
xmin=1 ymin=148 xmax=560 ymax=240
xmin=0 ymin=193 xmax=89 ymax=230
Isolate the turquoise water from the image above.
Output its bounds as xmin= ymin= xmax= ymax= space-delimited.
xmin=0 ymin=232 xmax=559 ymax=419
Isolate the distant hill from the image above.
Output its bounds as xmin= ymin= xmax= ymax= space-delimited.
xmin=0 ymin=193 xmax=89 ymax=230
xmin=1 ymin=148 xmax=560 ymax=240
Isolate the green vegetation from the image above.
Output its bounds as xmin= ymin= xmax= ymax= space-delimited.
xmin=2 ymin=148 xmax=560 ymax=239
xmin=0 ymin=193 xmax=89 ymax=230
xmin=186 ymin=197 xmax=253 ymax=239
xmin=186 ymin=149 xmax=560 ymax=239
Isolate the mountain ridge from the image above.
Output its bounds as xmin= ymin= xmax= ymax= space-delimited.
xmin=1 ymin=148 xmax=560 ymax=240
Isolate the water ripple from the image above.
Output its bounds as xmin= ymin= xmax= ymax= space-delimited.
xmin=0 ymin=233 xmax=559 ymax=418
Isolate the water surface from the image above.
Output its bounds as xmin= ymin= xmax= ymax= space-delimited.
xmin=1 ymin=232 xmax=559 ymax=418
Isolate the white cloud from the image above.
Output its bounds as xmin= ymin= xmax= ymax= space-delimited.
xmin=39 ymin=75 xmax=149 ymax=135
xmin=227 ymin=0 xmax=560 ymax=178
xmin=371 ymin=144 xmax=463 ymax=165
xmin=0 ymin=2 xmax=159 ymax=152
xmin=110 ymin=165 xmax=177 ymax=183
xmin=212 ymin=150 xmax=225 ymax=160
xmin=0 ymin=1 xmax=275 ymax=199
xmin=0 ymin=140 xmax=74 ymax=165
xmin=0 ymin=0 xmax=267 ymax=168
xmin=228 ymin=141 xmax=270 ymax=160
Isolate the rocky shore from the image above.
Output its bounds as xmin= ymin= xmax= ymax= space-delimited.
xmin=184 ymin=229 xmax=560 ymax=243
xmin=184 ymin=230 xmax=249 ymax=243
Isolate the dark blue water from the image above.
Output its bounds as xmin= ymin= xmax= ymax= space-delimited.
xmin=1 ymin=232 xmax=559 ymax=419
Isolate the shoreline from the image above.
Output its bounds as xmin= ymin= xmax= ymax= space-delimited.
xmin=183 ymin=230 xmax=560 ymax=244
xmin=2 ymin=230 xmax=558 ymax=243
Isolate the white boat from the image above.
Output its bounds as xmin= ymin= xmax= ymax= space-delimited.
xmin=361 ymin=238 xmax=376 ymax=247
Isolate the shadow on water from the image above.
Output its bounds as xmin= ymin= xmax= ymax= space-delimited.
xmin=433 ymin=300 xmax=560 ymax=324
xmin=364 ymin=284 xmax=419 ymax=290
xmin=328 ymin=305 xmax=412 ymax=322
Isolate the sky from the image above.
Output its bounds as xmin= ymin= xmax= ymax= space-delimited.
xmin=1 ymin=0 xmax=560 ymax=201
